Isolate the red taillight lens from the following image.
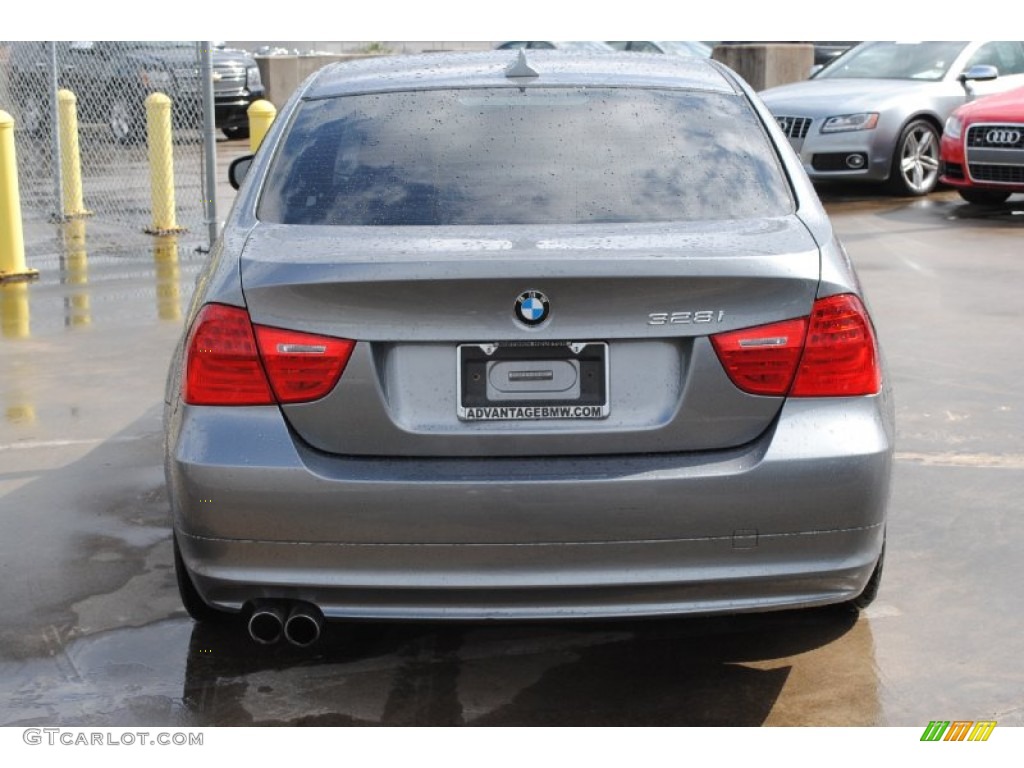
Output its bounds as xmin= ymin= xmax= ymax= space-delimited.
xmin=183 ymin=304 xmax=356 ymax=406
xmin=711 ymin=294 xmax=881 ymax=398
xmin=184 ymin=304 xmax=274 ymax=405
xmin=710 ymin=317 xmax=808 ymax=396
xmin=790 ymin=294 xmax=881 ymax=397
xmin=253 ymin=324 xmax=355 ymax=404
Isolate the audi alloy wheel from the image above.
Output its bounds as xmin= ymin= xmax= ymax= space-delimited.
xmin=890 ymin=119 xmax=941 ymax=196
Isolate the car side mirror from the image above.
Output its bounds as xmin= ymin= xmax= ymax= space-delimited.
xmin=229 ymin=155 xmax=254 ymax=190
xmin=958 ymin=64 xmax=999 ymax=101
xmin=958 ymin=64 xmax=999 ymax=84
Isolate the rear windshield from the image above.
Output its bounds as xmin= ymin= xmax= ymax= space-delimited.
xmin=258 ymin=87 xmax=793 ymax=226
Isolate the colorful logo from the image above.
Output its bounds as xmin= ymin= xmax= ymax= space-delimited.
xmin=515 ymin=290 xmax=550 ymax=326
xmin=920 ymin=721 xmax=997 ymax=742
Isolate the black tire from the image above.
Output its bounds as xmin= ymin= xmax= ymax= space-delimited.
xmin=958 ymin=188 xmax=1012 ymax=206
xmin=222 ymin=124 xmax=250 ymax=140
xmin=887 ymin=119 xmax=941 ymax=196
xmin=108 ymin=98 xmax=145 ymax=145
xmin=846 ymin=541 xmax=885 ymax=612
xmin=174 ymin=534 xmax=231 ymax=622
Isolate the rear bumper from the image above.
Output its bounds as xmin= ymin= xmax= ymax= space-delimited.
xmin=167 ymin=396 xmax=893 ymax=619
xmin=178 ymin=527 xmax=884 ymax=619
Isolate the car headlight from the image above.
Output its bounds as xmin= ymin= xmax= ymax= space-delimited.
xmin=820 ymin=113 xmax=879 ymax=133
xmin=944 ymin=114 xmax=963 ymax=140
xmin=140 ymin=68 xmax=173 ymax=90
xmin=246 ymin=65 xmax=262 ymax=89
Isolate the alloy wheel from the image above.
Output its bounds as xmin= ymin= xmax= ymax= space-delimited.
xmin=897 ymin=121 xmax=940 ymax=195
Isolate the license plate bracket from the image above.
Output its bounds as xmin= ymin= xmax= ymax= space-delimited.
xmin=457 ymin=342 xmax=608 ymax=421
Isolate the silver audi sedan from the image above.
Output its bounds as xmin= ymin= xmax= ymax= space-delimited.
xmin=165 ymin=51 xmax=893 ymax=646
xmin=760 ymin=41 xmax=1024 ymax=195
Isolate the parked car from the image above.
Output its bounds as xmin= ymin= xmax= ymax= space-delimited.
xmin=941 ymin=84 xmax=1024 ymax=205
xmin=167 ymin=51 xmax=892 ymax=645
xmin=606 ymin=41 xmax=712 ymax=58
xmin=210 ymin=44 xmax=265 ymax=140
xmin=7 ymin=41 xmax=265 ymax=141
xmin=495 ymin=41 xmax=614 ymax=52
xmin=760 ymin=41 xmax=1024 ymax=195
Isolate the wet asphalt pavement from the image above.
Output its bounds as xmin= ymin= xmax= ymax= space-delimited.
xmin=1 ymin=141 xmax=1022 ymax=726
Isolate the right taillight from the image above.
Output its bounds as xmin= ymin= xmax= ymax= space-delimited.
xmin=711 ymin=294 xmax=881 ymax=398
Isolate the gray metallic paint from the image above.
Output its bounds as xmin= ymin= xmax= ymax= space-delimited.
xmin=171 ymin=397 xmax=889 ymax=618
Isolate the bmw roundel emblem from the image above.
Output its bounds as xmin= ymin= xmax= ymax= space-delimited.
xmin=515 ymin=290 xmax=550 ymax=326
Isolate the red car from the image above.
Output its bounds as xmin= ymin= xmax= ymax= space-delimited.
xmin=941 ymin=85 xmax=1024 ymax=204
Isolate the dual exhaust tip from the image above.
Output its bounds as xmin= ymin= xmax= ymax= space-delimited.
xmin=247 ymin=600 xmax=324 ymax=647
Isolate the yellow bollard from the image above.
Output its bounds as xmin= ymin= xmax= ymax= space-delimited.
xmin=62 ymin=218 xmax=91 ymax=327
xmin=145 ymin=92 xmax=185 ymax=235
xmin=153 ymin=235 xmax=181 ymax=322
xmin=57 ymin=89 xmax=91 ymax=219
xmin=248 ymin=99 xmax=277 ymax=153
xmin=0 ymin=110 xmax=38 ymax=283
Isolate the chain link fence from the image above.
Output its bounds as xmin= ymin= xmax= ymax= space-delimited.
xmin=0 ymin=41 xmax=212 ymax=253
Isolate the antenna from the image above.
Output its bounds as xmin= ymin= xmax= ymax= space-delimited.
xmin=505 ymin=50 xmax=539 ymax=79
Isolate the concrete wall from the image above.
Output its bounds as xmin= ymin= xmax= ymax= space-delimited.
xmin=250 ymin=44 xmax=498 ymax=107
xmin=712 ymin=44 xmax=813 ymax=91
xmin=255 ymin=54 xmax=385 ymax=107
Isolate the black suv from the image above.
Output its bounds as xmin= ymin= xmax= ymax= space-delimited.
xmin=6 ymin=41 xmax=265 ymax=141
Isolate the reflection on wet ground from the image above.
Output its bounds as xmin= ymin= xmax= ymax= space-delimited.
xmin=2 ymin=226 xmax=202 ymax=340
xmin=3 ymin=606 xmax=875 ymax=726
xmin=820 ymin=185 xmax=1024 ymax=216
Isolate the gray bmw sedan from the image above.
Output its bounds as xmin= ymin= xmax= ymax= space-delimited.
xmin=164 ymin=51 xmax=893 ymax=645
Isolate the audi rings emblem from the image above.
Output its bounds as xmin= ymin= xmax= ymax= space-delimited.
xmin=985 ymin=128 xmax=1022 ymax=146
xmin=515 ymin=290 xmax=550 ymax=326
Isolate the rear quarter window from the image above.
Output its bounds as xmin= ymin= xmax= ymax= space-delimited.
xmin=258 ymin=86 xmax=793 ymax=226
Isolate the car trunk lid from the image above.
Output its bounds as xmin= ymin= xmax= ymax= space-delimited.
xmin=239 ymin=217 xmax=820 ymax=457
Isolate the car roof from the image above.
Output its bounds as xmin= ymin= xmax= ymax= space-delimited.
xmin=302 ymin=51 xmax=739 ymax=100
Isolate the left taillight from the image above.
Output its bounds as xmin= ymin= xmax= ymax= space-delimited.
xmin=183 ymin=304 xmax=355 ymax=406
